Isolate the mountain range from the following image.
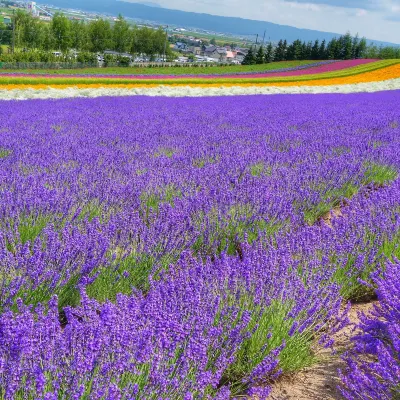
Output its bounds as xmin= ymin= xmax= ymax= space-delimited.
xmin=45 ymin=0 xmax=399 ymax=46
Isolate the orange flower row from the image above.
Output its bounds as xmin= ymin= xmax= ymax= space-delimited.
xmin=272 ymin=62 xmax=400 ymax=87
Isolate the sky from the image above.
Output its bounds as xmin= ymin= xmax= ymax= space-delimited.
xmin=128 ymin=0 xmax=400 ymax=42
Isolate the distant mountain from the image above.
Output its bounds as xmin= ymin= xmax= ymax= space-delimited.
xmin=45 ymin=0 xmax=399 ymax=46
xmin=129 ymin=1 xmax=161 ymax=7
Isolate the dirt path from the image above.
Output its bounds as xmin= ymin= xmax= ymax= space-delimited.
xmin=269 ymin=302 xmax=376 ymax=400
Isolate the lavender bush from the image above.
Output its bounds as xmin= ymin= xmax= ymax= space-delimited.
xmin=0 ymin=92 xmax=399 ymax=398
xmin=340 ymin=260 xmax=400 ymax=400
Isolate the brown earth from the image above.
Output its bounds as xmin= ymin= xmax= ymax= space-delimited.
xmin=269 ymin=302 xmax=376 ymax=400
xmin=321 ymin=207 xmax=343 ymax=228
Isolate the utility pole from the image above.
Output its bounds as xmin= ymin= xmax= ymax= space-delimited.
xmin=12 ymin=9 xmax=15 ymax=54
xmin=163 ymin=25 xmax=168 ymax=64
xmin=255 ymin=34 xmax=259 ymax=45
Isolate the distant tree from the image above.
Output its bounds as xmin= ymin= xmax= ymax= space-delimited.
xmin=274 ymin=40 xmax=284 ymax=61
xmin=286 ymin=42 xmax=294 ymax=61
xmin=355 ymin=37 xmax=367 ymax=59
xmin=300 ymin=41 xmax=307 ymax=60
xmin=255 ymin=46 xmax=264 ymax=64
xmin=51 ymin=13 xmax=72 ymax=52
xmin=342 ymin=32 xmax=353 ymax=59
xmin=306 ymin=41 xmax=313 ymax=59
xmin=77 ymin=51 xmax=97 ymax=64
xmin=210 ymin=38 xmax=217 ymax=45
xmin=0 ymin=20 xmax=12 ymax=47
xmin=70 ymin=20 xmax=88 ymax=51
xmin=351 ymin=34 xmax=359 ymax=59
xmin=326 ymin=38 xmax=337 ymax=59
xmin=264 ymin=42 xmax=274 ymax=63
xmin=378 ymin=45 xmax=400 ymax=59
xmin=311 ymin=39 xmax=319 ymax=60
xmin=242 ymin=46 xmax=255 ymax=65
xmin=113 ymin=15 xmax=131 ymax=53
xmin=130 ymin=25 xmax=142 ymax=56
xmin=286 ymin=39 xmax=302 ymax=60
xmin=130 ymin=26 xmax=168 ymax=59
xmin=318 ymin=39 xmax=326 ymax=59
xmin=282 ymin=40 xmax=288 ymax=60
xmin=152 ymin=27 xmax=169 ymax=58
xmin=40 ymin=24 xmax=55 ymax=51
xmin=88 ymin=19 xmax=112 ymax=53
xmin=365 ymin=43 xmax=379 ymax=59
xmin=21 ymin=13 xmax=44 ymax=49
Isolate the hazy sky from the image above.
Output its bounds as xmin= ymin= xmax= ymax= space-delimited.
xmin=129 ymin=0 xmax=400 ymax=42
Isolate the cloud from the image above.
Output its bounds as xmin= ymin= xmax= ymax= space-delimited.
xmin=283 ymin=0 xmax=395 ymax=11
xmin=356 ymin=9 xmax=367 ymax=16
xmin=149 ymin=0 xmax=400 ymax=43
xmin=284 ymin=0 xmax=400 ymax=25
xmin=285 ymin=2 xmax=322 ymax=11
xmin=386 ymin=14 xmax=400 ymax=21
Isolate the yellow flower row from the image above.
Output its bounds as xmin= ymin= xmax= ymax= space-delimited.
xmin=1 ymin=63 xmax=400 ymax=90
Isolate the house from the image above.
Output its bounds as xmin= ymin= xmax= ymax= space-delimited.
xmin=234 ymin=50 xmax=247 ymax=63
xmin=203 ymin=46 xmax=228 ymax=63
xmin=3 ymin=16 xmax=11 ymax=25
xmin=203 ymin=45 xmax=217 ymax=55
xmin=187 ymin=46 xmax=201 ymax=55
xmin=174 ymin=42 xmax=187 ymax=51
xmin=226 ymin=51 xmax=235 ymax=62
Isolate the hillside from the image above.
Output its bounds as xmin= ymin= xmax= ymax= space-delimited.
xmin=45 ymin=0 xmax=399 ymax=46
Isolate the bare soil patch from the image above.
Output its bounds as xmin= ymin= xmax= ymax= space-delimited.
xmin=270 ymin=302 xmax=375 ymax=400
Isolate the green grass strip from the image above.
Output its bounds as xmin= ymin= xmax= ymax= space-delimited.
xmin=0 ymin=61 xmax=317 ymax=76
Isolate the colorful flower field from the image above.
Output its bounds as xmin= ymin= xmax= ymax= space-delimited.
xmin=0 ymin=59 xmax=400 ymax=100
xmin=0 ymin=87 xmax=400 ymax=399
xmin=0 ymin=60 xmax=376 ymax=80
xmin=0 ymin=60 xmax=339 ymax=79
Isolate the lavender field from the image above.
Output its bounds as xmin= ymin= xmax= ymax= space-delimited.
xmin=0 ymin=93 xmax=399 ymax=399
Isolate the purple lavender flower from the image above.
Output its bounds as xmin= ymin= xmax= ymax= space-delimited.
xmin=0 ymin=91 xmax=399 ymax=398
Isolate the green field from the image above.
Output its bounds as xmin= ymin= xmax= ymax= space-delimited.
xmin=175 ymin=30 xmax=250 ymax=47
xmin=0 ymin=7 xmax=12 ymax=17
xmin=0 ymin=60 xmax=317 ymax=75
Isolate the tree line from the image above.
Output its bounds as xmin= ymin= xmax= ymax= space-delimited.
xmin=0 ymin=11 xmax=173 ymax=59
xmin=1 ymin=12 xmax=400 ymax=63
xmin=242 ymin=33 xmax=400 ymax=64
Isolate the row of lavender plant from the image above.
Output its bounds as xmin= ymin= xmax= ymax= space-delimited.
xmin=0 ymin=92 xmax=399 ymax=398
xmin=340 ymin=260 xmax=400 ymax=400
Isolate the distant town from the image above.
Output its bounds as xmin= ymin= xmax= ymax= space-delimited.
xmin=0 ymin=0 xmax=256 ymax=64
xmin=1 ymin=0 xmax=399 ymax=66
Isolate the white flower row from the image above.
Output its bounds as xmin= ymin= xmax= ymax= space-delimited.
xmin=1 ymin=78 xmax=400 ymax=100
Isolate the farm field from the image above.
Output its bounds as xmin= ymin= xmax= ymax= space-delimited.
xmin=1 ymin=59 xmax=400 ymax=102
xmin=0 ymin=61 xmax=317 ymax=76
xmin=0 ymin=59 xmax=395 ymax=86
xmin=0 ymin=91 xmax=399 ymax=399
xmin=0 ymin=60 xmax=377 ymax=80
